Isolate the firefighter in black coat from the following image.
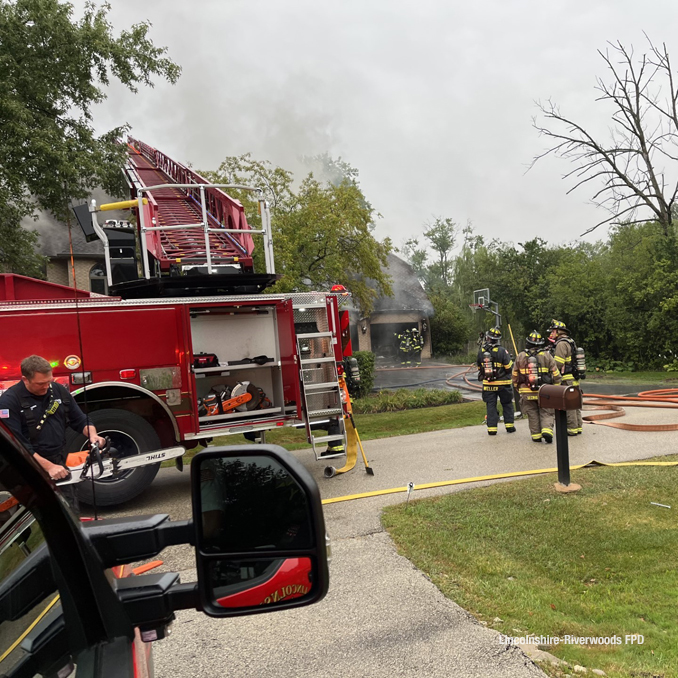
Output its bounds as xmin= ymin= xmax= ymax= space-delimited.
xmin=0 ymin=355 xmax=105 ymax=510
xmin=476 ymin=327 xmax=516 ymax=435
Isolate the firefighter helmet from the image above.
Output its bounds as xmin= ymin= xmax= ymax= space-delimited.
xmin=548 ymin=319 xmax=568 ymax=333
xmin=331 ymin=284 xmax=347 ymax=292
xmin=526 ymin=330 xmax=545 ymax=348
xmin=486 ymin=327 xmax=501 ymax=344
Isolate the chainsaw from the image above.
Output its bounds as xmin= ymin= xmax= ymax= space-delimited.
xmin=57 ymin=437 xmax=184 ymax=486
xmin=199 ymin=381 xmax=264 ymax=417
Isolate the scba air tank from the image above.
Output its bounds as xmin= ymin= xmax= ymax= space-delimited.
xmin=483 ymin=351 xmax=494 ymax=378
xmin=576 ymin=347 xmax=587 ymax=379
xmin=527 ymin=355 xmax=539 ymax=390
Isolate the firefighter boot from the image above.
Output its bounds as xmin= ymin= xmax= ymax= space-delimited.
xmin=321 ymin=442 xmax=345 ymax=457
xmin=542 ymin=432 xmax=553 ymax=444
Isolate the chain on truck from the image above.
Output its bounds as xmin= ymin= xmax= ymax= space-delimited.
xmin=0 ymin=138 xmax=358 ymax=507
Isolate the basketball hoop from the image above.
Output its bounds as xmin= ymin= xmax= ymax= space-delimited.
xmin=469 ymin=303 xmax=483 ymax=314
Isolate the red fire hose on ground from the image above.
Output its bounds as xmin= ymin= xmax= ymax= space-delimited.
xmin=453 ymin=367 xmax=678 ymax=432
xmin=582 ymin=389 xmax=678 ymax=431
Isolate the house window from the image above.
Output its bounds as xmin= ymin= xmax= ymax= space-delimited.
xmin=89 ymin=263 xmax=108 ymax=295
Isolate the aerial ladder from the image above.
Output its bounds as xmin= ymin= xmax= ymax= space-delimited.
xmin=76 ymin=138 xmax=277 ymax=298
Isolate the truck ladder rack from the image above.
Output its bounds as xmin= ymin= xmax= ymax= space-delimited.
xmin=297 ymin=329 xmax=346 ymax=460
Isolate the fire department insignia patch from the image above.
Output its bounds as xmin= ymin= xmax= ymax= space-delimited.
xmin=0 ymin=409 xmax=9 ymax=419
xmin=64 ymin=355 xmax=82 ymax=370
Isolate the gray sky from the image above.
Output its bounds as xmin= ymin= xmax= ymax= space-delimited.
xmin=76 ymin=0 xmax=678 ymax=251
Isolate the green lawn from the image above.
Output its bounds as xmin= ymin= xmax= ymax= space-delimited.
xmin=167 ymin=400 xmax=486 ymax=465
xmin=381 ymin=456 xmax=678 ymax=678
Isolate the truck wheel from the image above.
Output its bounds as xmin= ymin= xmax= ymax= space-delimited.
xmin=65 ymin=409 xmax=162 ymax=507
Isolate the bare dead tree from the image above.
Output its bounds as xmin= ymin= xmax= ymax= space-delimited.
xmin=531 ymin=37 xmax=678 ymax=238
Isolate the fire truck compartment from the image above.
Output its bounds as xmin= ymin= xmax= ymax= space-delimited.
xmin=189 ymin=306 xmax=286 ymax=427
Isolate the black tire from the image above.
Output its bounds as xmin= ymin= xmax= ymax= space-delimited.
xmin=65 ymin=409 xmax=162 ymax=507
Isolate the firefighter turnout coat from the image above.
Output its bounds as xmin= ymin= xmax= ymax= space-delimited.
xmin=476 ymin=342 xmax=515 ymax=434
xmin=512 ymin=349 xmax=560 ymax=400
xmin=476 ymin=343 xmax=513 ymax=391
xmin=552 ymin=336 xmax=579 ymax=387
xmin=551 ymin=334 xmax=584 ymax=435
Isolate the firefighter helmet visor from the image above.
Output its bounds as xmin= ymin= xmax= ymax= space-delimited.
xmin=526 ymin=330 xmax=545 ymax=348
xmin=486 ymin=327 xmax=501 ymax=343
xmin=548 ymin=319 xmax=568 ymax=333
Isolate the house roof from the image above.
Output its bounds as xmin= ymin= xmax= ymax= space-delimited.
xmin=22 ymin=189 xmax=127 ymax=259
xmin=371 ymin=253 xmax=433 ymax=316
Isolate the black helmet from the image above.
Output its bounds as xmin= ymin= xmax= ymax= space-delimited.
xmin=548 ymin=319 xmax=568 ymax=333
xmin=526 ymin=330 xmax=545 ymax=348
xmin=486 ymin=327 xmax=501 ymax=344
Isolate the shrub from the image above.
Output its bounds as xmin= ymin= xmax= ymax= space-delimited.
xmin=352 ymin=388 xmax=462 ymax=414
xmin=589 ymin=358 xmax=626 ymax=373
xmin=352 ymin=351 xmax=375 ymax=398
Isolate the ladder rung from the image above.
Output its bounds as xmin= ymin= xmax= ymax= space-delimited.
xmin=300 ymin=357 xmax=335 ymax=364
xmin=307 ymin=408 xmax=343 ymax=418
xmin=303 ymin=381 xmax=339 ymax=391
xmin=297 ymin=332 xmax=333 ymax=339
xmin=311 ymin=435 xmax=345 ymax=443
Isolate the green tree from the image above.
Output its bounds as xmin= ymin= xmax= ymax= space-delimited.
xmin=428 ymin=292 xmax=470 ymax=356
xmin=204 ymin=155 xmax=392 ymax=314
xmin=401 ymin=218 xmax=471 ymax=354
xmin=537 ymin=242 xmax=611 ymax=358
xmin=0 ymin=0 xmax=181 ymax=274
xmin=399 ymin=238 xmax=428 ymax=278
xmin=0 ymin=201 xmax=45 ymax=276
xmin=423 ymin=218 xmax=457 ymax=289
xmin=601 ymin=221 xmax=678 ymax=366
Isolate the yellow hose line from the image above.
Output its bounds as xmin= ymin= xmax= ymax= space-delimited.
xmin=320 ymin=459 xmax=678 ymax=505
xmin=0 ymin=594 xmax=60 ymax=662
xmin=507 ymin=323 xmax=519 ymax=357
xmin=327 ymin=415 xmax=358 ymax=475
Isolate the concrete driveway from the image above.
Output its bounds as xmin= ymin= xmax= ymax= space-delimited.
xmin=109 ymin=404 xmax=678 ymax=677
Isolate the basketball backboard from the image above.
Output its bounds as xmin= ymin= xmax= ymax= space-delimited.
xmin=472 ymin=288 xmax=491 ymax=309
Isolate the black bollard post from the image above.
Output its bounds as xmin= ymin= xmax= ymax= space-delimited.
xmin=538 ymin=384 xmax=582 ymax=493
xmin=554 ymin=409 xmax=570 ymax=486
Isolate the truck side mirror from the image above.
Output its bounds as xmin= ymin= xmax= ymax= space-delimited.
xmin=191 ymin=445 xmax=329 ymax=617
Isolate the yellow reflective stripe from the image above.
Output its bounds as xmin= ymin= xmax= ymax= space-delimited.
xmin=555 ymin=356 xmax=565 ymax=364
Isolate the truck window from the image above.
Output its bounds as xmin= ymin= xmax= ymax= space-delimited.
xmin=0 ymin=493 xmax=52 ymax=675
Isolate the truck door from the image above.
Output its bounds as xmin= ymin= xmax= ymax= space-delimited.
xmin=277 ymin=299 xmax=301 ymax=419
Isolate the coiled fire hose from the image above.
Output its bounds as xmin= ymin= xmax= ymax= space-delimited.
xmin=581 ymin=389 xmax=678 ymax=431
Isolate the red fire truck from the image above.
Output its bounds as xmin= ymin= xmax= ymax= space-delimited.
xmin=0 ymin=140 xmax=354 ymax=506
